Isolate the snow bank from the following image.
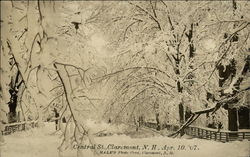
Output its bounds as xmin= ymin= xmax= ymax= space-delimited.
xmin=1 ymin=122 xmax=249 ymax=157
xmin=1 ymin=122 xmax=61 ymax=157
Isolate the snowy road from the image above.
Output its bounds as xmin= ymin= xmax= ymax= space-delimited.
xmin=1 ymin=122 xmax=249 ymax=157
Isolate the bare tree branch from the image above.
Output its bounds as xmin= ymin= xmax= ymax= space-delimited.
xmin=129 ymin=1 xmax=162 ymax=30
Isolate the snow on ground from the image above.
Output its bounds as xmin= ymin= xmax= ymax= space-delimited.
xmin=1 ymin=122 xmax=249 ymax=157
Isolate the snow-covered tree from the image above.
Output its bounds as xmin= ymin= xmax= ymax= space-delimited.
xmin=93 ymin=1 xmax=250 ymax=135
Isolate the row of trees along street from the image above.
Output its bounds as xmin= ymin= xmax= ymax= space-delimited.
xmin=0 ymin=1 xmax=249 ymax=156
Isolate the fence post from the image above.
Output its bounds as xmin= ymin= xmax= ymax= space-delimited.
xmin=226 ymin=133 xmax=229 ymax=142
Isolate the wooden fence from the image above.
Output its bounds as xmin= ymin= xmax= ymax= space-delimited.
xmin=144 ymin=122 xmax=250 ymax=142
xmin=185 ymin=125 xmax=250 ymax=142
xmin=2 ymin=121 xmax=38 ymax=135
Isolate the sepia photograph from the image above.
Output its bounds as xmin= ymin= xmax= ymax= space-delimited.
xmin=0 ymin=0 xmax=250 ymax=157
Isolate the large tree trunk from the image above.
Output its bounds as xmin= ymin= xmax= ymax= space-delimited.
xmin=217 ymin=60 xmax=238 ymax=132
xmin=8 ymin=91 xmax=18 ymax=123
xmin=228 ymin=108 xmax=238 ymax=138
xmin=8 ymin=71 xmax=23 ymax=123
xmin=228 ymin=108 xmax=238 ymax=131
xmin=238 ymin=107 xmax=250 ymax=129
xmin=177 ymin=23 xmax=195 ymax=135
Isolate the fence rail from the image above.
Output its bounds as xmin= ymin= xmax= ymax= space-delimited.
xmin=185 ymin=125 xmax=250 ymax=142
xmin=2 ymin=121 xmax=38 ymax=135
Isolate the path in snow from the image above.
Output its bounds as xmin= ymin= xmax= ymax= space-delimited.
xmin=1 ymin=122 xmax=249 ymax=157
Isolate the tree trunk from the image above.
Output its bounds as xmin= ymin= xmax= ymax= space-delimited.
xmin=155 ymin=113 xmax=160 ymax=131
xmin=177 ymin=80 xmax=184 ymax=135
xmin=238 ymin=107 xmax=250 ymax=129
xmin=8 ymin=92 xmax=18 ymax=123
xmin=8 ymin=71 xmax=23 ymax=123
xmin=228 ymin=108 xmax=238 ymax=131
xmin=185 ymin=23 xmax=195 ymax=58
xmin=217 ymin=60 xmax=238 ymax=133
xmin=228 ymin=108 xmax=238 ymax=137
